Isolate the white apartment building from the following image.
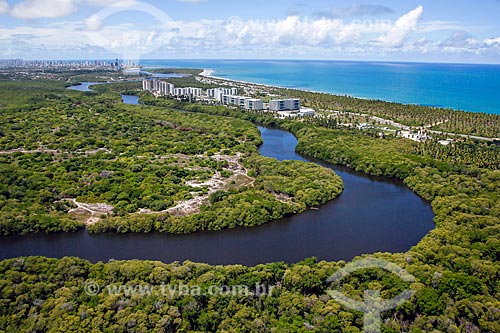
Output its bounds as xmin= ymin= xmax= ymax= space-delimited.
xmin=158 ymin=81 xmax=174 ymax=96
xmin=207 ymin=87 xmax=238 ymax=101
xmin=269 ymin=98 xmax=300 ymax=111
xmin=244 ymin=99 xmax=264 ymax=111
xmin=222 ymin=95 xmax=244 ymax=107
xmin=173 ymin=87 xmax=203 ymax=97
xmin=189 ymin=87 xmax=203 ymax=96
xmin=142 ymin=80 xmax=153 ymax=91
xmin=152 ymin=80 xmax=160 ymax=92
xmin=143 ymin=79 xmax=202 ymax=98
xmin=142 ymin=79 xmax=173 ymax=96
xmin=222 ymin=95 xmax=264 ymax=111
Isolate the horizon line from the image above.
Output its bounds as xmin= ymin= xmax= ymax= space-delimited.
xmin=2 ymin=58 xmax=500 ymax=66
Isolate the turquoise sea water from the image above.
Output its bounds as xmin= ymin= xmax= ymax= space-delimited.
xmin=141 ymin=59 xmax=500 ymax=115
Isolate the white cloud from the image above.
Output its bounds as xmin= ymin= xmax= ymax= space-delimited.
xmin=86 ymin=0 xmax=139 ymax=7
xmin=319 ymin=4 xmax=394 ymax=18
xmin=10 ymin=0 xmax=78 ymax=19
xmin=0 ymin=8 xmax=425 ymax=57
xmin=400 ymin=30 xmax=498 ymax=58
xmin=7 ymin=0 xmax=139 ymax=19
xmin=0 ymin=0 xmax=9 ymax=14
xmin=418 ymin=20 xmax=463 ymax=33
xmin=441 ymin=31 xmax=479 ymax=48
xmin=484 ymin=37 xmax=500 ymax=46
xmin=83 ymin=15 xmax=102 ymax=31
xmin=377 ymin=6 xmax=423 ymax=47
xmin=207 ymin=16 xmax=390 ymax=48
xmin=2 ymin=4 xmax=499 ymax=62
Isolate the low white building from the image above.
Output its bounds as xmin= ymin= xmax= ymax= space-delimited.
xmin=357 ymin=123 xmax=373 ymax=130
xmin=299 ymin=107 xmax=316 ymax=117
xmin=438 ymin=139 xmax=454 ymax=146
xmin=399 ymin=129 xmax=431 ymax=142
xmin=276 ymin=107 xmax=316 ymax=118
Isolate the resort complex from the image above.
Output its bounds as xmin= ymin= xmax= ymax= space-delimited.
xmin=142 ymin=78 xmax=316 ymax=116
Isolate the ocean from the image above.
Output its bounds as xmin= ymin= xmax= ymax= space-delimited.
xmin=140 ymin=59 xmax=500 ymax=115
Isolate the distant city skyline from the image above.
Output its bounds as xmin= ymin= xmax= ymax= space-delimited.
xmin=0 ymin=0 xmax=499 ymax=64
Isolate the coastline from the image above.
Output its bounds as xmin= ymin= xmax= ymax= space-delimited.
xmin=199 ymin=68 xmax=295 ymax=91
xmin=138 ymin=59 xmax=500 ymax=115
xmin=199 ymin=69 xmax=447 ymax=109
xmin=198 ymin=69 xmax=500 ymax=141
xmin=198 ymin=68 xmax=499 ymax=116
xmin=198 ymin=68 xmax=373 ymax=101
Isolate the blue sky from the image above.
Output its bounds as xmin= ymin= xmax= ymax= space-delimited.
xmin=0 ymin=0 xmax=499 ymax=63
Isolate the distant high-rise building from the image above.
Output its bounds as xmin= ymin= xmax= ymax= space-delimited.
xmin=152 ymin=80 xmax=161 ymax=91
xmin=142 ymin=79 xmax=204 ymax=98
xmin=142 ymin=80 xmax=153 ymax=91
xmin=172 ymin=87 xmax=202 ymax=97
xmin=158 ymin=82 xmax=174 ymax=95
xmin=207 ymin=87 xmax=238 ymax=101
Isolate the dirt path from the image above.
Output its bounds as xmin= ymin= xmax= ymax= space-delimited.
xmin=65 ymin=199 xmax=114 ymax=225
xmin=0 ymin=148 xmax=60 ymax=155
xmin=0 ymin=147 xmax=111 ymax=156
xmin=139 ymin=152 xmax=254 ymax=217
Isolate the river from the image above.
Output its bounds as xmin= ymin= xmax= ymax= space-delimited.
xmin=66 ymin=82 xmax=103 ymax=92
xmin=0 ymin=90 xmax=435 ymax=265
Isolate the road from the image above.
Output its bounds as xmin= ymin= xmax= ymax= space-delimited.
xmin=324 ymin=110 xmax=498 ymax=142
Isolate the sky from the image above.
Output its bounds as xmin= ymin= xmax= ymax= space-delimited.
xmin=0 ymin=0 xmax=500 ymax=63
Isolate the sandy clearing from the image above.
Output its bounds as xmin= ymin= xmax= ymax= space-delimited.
xmin=65 ymin=199 xmax=114 ymax=225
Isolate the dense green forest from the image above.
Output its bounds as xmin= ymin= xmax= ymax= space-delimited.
xmin=413 ymin=140 xmax=500 ymax=170
xmin=142 ymin=95 xmax=500 ymax=172
xmin=0 ymin=80 xmax=80 ymax=109
xmin=1 ymin=123 xmax=499 ymax=331
xmin=87 ymin=155 xmax=343 ymax=234
xmin=135 ymin=88 xmax=500 ymax=331
xmin=90 ymin=81 xmax=142 ymax=95
xmin=283 ymin=124 xmax=500 ymax=332
xmin=1 ymin=77 xmax=499 ymax=332
xmin=0 ymin=81 xmax=342 ymax=235
xmin=147 ymin=68 xmax=203 ymax=75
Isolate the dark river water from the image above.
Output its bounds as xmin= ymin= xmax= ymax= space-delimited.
xmin=0 ymin=93 xmax=435 ymax=265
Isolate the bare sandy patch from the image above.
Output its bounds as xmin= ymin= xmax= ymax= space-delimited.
xmin=140 ymin=152 xmax=254 ymax=217
xmin=65 ymin=199 xmax=114 ymax=225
